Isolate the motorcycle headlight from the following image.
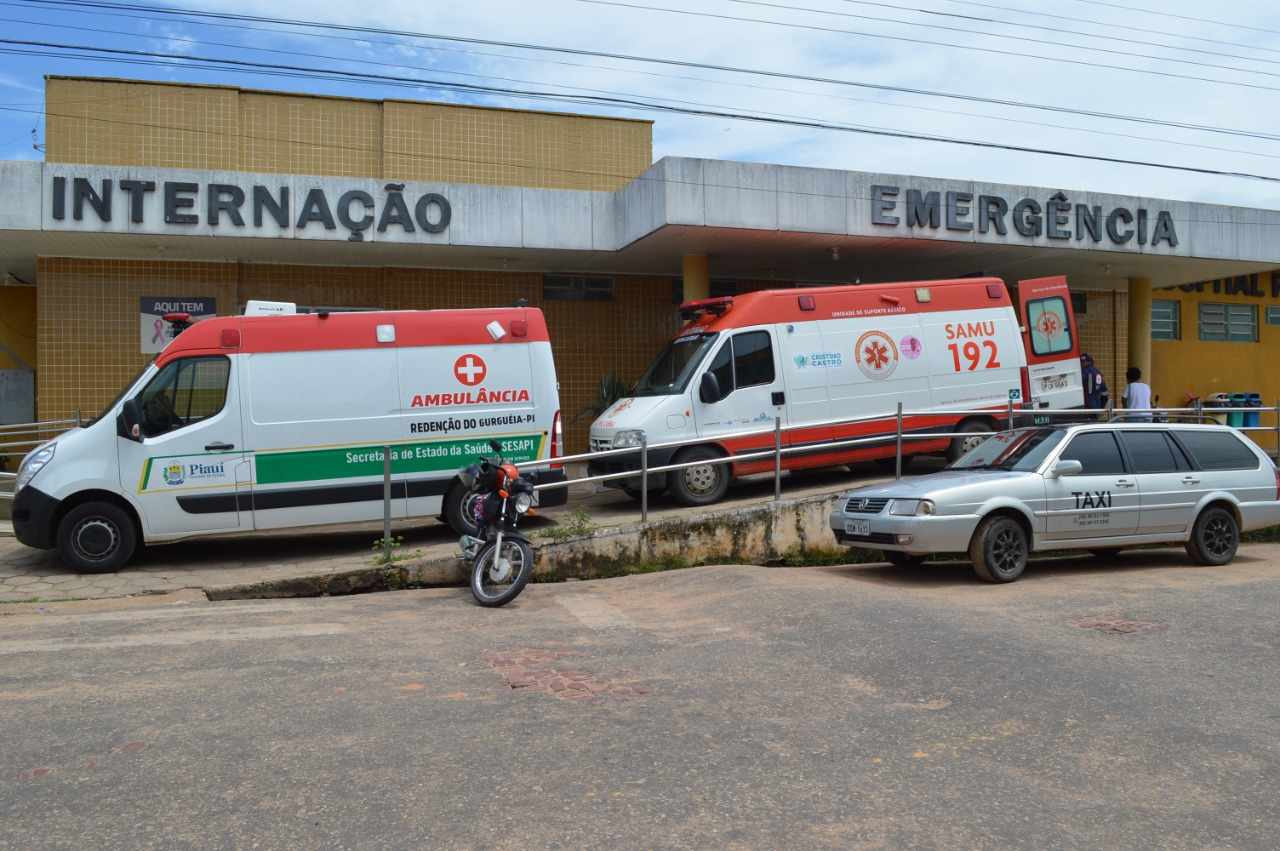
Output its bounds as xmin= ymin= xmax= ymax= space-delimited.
xmin=612 ymin=429 xmax=645 ymax=448
xmin=15 ymin=443 xmax=55 ymax=493
xmin=514 ymin=492 xmax=533 ymax=514
xmin=889 ymin=498 xmax=935 ymax=516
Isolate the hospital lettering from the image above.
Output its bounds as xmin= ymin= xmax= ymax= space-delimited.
xmin=871 ymin=185 xmax=1179 ymax=249
xmin=410 ymin=388 xmax=531 ymax=408
xmin=50 ymin=176 xmax=452 ymax=241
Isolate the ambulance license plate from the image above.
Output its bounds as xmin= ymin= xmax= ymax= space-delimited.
xmin=844 ymin=519 xmax=870 ymax=537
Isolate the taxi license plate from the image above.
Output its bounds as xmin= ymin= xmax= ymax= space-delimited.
xmin=844 ymin=519 xmax=870 ymax=537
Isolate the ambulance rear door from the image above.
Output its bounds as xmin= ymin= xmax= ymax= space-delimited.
xmin=1016 ymin=276 xmax=1084 ymax=411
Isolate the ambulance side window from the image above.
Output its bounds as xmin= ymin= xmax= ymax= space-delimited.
xmin=732 ymin=331 xmax=775 ymax=389
xmin=707 ymin=343 xmax=734 ymax=397
xmin=136 ymin=356 xmax=230 ymax=437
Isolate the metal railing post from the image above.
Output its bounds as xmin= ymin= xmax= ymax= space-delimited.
xmin=1006 ymin=396 xmax=1015 ymax=430
xmin=773 ymin=416 xmax=782 ymax=501
xmin=640 ymin=433 xmax=649 ymax=524
xmin=1274 ymin=401 xmax=1280 ymax=461
xmin=1194 ymin=399 xmax=1203 ymax=424
xmin=382 ymin=445 xmax=392 ymax=561
xmin=74 ymin=408 xmax=82 ymax=427
xmin=895 ymin=402 xmax=904 ymax=481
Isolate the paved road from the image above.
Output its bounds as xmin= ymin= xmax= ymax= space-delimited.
xmin=0 ymin=462 xmax=935 ymax=602
xmin=4 ymin=548 xmax=1279 ymax=848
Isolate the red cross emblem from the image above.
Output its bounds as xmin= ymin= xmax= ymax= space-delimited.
xmin=453 ymin=354 xmax=487 ymax=386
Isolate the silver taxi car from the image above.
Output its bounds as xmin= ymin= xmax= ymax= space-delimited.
xmin=830 ymin=422 xmax=1280 ymax=582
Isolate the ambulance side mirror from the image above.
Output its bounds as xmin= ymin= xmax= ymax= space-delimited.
xmin=699 ymin=372 xmax=723 ymax=404
xmin=118 ymin=398 xmax=143 ymax=442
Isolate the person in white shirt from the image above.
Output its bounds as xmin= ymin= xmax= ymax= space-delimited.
xmin=1123 ymin=367 xmax=1153 ymax=421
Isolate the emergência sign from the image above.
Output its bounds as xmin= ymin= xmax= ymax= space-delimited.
xmin=50 ymin=176 xmax=451 ymax=242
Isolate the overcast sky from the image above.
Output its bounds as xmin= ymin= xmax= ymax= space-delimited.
xmin=3 ymin=0 xmax=1280 ymax=208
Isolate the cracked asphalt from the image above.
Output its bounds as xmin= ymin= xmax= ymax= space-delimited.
xmin=3 ymin=548 xmax=1279 ymax=849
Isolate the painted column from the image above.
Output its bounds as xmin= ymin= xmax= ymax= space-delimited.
xmin=682 ymin=254 xmax=710 ymax=301
xmin=1126 ymin=277 xmax=1153 ymax=383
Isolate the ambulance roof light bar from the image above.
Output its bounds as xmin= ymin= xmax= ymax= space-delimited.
xmin=678 ymin=296 xmax=733 ymax=321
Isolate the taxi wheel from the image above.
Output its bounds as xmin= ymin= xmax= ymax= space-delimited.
xmin=884 ymin=551 xmax=926 ymax=568
xmin=968 ymin=514 xmax=1028 ymax=583
xmin=56 ymin=501 xmax=137 ymax=574
xmin=1186 ymin=506 xmax=1239 ymax=566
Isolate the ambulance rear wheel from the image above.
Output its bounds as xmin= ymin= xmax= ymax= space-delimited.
xmin=947 ymin=420 xmax=994 ymax=462
xmin=445 ymin=482 xmax=483 ymax=537
xmin=669 ymin=446 xmax=730 ymax=506
xmin=56 ymin=501 xmax=137 ymax=573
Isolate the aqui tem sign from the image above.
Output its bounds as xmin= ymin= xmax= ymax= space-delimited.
xmin=48 ymin=174 xmax=451 ymax=242
xmin=870 ymin=185 xmax=1179 ymax=248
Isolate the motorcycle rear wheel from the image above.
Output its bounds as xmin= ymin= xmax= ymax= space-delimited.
xmin=470 ymin=538 xmax=534 ymax=607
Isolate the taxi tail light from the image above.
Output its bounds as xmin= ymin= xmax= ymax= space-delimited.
xmin=551 ymin=410 xmax=564 ymax=469
xmin=1019 ymin=367 xmax=1032 ymax=412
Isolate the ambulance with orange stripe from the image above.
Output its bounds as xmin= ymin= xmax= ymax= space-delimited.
xmin=11 ymin=304 xmax=566 ymax=572
xmin=588 ymin=276 xmax=1083 ymax=505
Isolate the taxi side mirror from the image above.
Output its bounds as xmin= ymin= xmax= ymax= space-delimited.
xmin=118 ymin=398 xmax=143 ymax=442
xmin=699 ymin=372 xmax=722 ymax=404
xmin=1048 ymin=459 xmax=1083 ymax=478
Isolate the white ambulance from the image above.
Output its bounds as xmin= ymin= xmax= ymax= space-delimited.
xmin=11 ymin=305 xmax=565 ymax=572
xmin=588 ymin=276 xmax=1083 ymax=505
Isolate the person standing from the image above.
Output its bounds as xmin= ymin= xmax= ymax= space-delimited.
xmin=1123 ymin=366 xmax=1153 ymax=422
xmin=1080 ymin=353 xmax=1109 ymax=414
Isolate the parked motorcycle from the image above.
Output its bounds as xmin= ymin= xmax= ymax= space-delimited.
xmin=457 ymin=440 xmax=536 ymax=607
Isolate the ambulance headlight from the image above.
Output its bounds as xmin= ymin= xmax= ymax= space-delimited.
xmin=514 ymin=492 xmax=533 ymax=514
xmin=889 ymin=499 xmax=935 ymax=516
xmin=612 ymin=430 xmax=645 ymax=449
xmin=15 ymin=443 xmax=56 ymax=493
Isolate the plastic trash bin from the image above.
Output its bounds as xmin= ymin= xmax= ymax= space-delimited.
xmin=1205 ymin=392 xmax=1231 ymax=425
xmin=1246 ymin=393 xmax=1262 ymax=428
xmin=1228 ymin=393 xmax=1248 ymax=428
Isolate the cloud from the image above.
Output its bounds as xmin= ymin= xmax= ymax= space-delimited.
xmin=90 ymin=0 xmax=1280 ymax=209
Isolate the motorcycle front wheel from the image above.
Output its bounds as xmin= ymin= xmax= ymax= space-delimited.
xmin=470 ymin=538 xmax=534 ymax=607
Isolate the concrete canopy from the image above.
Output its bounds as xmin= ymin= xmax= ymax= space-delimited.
xmin=1 ymin=157 xmax=1277 ymax=289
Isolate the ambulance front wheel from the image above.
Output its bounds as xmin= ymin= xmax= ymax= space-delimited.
xmin=56 ymin=501 xmax=138 ymax=573
xmin=669 ymin=446 xmax=730 ymax=506
xmin=444 ymin=482 xmax=483 ymax=537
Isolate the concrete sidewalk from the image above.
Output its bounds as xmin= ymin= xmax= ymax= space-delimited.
xmin=0 ymin=463 xmax=919 ymax=603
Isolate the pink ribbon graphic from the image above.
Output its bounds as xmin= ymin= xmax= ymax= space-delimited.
xmin=152 ymin=318 xmax=165 ymax=344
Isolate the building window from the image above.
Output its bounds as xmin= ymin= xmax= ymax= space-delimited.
xmin=1151 ymin=300 xmax=1180 ymax=340
xmin=1070 ymin=291 xmax=1088 ymax=316
xmin=1199 ymin=303 xmax=1258 ymax=342
xmin=1267 ymin=305 xmax=1280 ymax=326
xmin=543 ymin=274 xmax=614 ymax=301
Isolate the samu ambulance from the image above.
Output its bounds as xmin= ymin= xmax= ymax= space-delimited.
xmin=588 ymin=276 xmax=1083 ymax=505
xmin=11 ymin=304 xmax=566 ymax=572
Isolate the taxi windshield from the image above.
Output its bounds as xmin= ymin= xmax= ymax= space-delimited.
xmin=632 ymin=332 xmax=718 ymax=397
xmin=949 ymin=427 xmax=1067 ymax=472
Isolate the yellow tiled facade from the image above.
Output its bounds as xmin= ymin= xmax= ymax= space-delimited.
xmin=45 ymin=76 xmax=651 ymax=190
xmin=1077 ymin=290 xmax=1128 ymax=402
xmin=36 ymin=259 xmax=679 ymax=449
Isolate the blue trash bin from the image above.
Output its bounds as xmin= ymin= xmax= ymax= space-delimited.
xmin=1246 ymin=393 xmax=1262 ymax=428
xmin=1228 ymin=393 xmax=1248 ymax=428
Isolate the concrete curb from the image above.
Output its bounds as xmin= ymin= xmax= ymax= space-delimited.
xmin=207 ymin=490 xmax=847 ymax=600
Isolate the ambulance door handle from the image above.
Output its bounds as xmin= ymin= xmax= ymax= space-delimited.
xmin=205 ymin=441 xmax=235 ymax=451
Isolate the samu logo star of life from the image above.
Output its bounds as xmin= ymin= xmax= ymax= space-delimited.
xmin=854 ymin=330 xmax=900 ymax=380
xmin=453 ymin=353 xmax=487 ymax=386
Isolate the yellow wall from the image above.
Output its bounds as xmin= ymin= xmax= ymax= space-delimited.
xmin=1153 ymin=272 xmax=1280 ymax=452
xmin=44 ymin=76 xmax=652 ymax=191
xmin=0 ymin=286 xmax=36 ymax=371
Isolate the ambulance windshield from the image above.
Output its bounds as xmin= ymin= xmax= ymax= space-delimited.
xmin=632 ymin=332 xmax=719 ymax=397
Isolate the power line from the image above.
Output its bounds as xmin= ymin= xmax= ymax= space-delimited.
xmin=726 ymin=0 xmax=1280 ymax=76
xmin=583 ymin=0 xmax=1280 ymax=95
xmin=1067 ymin=0 xmax=1280 ymax=38
xmin=6 ymin=42 xmax=1280 ymax=184
xmin=856 ymin=0 xmax=1280 ymax=59
xmin=15 ymin=0 xmax=1280 ymax=145
xmin=6 ymin=13 xmax=1280 ymax=163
